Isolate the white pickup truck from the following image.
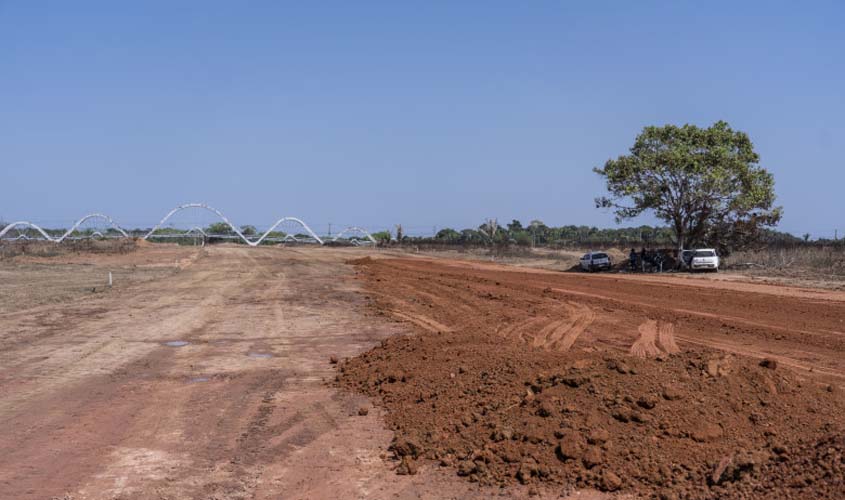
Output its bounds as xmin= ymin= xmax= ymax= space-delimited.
xmin=684 ymin=248 xmax=720 ymax=272
xmin=580 ymin=251 xmax=612 ymax=272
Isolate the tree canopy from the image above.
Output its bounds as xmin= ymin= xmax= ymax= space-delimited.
xmin=205 ymin=222 xmax=234 ymax=235
xmin=370 ymin=230 xmax=391 ymax=242
xmin=594 ymin=121 xmax=781 ymax=253
xmin=435 ymin=228 xmax=461 ymax=241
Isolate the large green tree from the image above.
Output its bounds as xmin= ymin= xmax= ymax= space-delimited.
xmin=594 ymin=121 xmax=781 ymax=255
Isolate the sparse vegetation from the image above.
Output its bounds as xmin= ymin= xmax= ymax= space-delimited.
xmin=725 ymin=245 xmax=845 ymax=278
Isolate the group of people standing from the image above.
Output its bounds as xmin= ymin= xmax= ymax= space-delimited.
xmin=628 ymin=247 xmax=667 ymax=272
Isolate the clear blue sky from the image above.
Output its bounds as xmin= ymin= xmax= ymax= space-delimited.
xmin=1 ymin=2 xmax=843 ymax=237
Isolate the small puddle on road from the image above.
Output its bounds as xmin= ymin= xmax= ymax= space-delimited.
xmin=164 ymin=341 xmax=190 ymax=347
xmin=248 ymin=352 xmax=273 ymax=358
xmin=188 ymin=376 xmax=210 ymax=383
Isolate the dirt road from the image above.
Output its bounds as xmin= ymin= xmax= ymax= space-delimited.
xmin=359 ymin=257 xmax=845 ymax=383
xmin=0 ymin=246 xmax=518 ymax=499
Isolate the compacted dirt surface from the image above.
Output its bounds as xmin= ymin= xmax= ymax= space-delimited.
xmin=0 ymin=245 xmax=538 ymax=500
xmin=337 ymin=257 xmax=845 ymax=499
xmin=2 ymin=246 xmax=844 ymax=499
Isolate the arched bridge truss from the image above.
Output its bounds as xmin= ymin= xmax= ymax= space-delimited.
xmin=332 ymin=226 xmax=377 ymax=244
xmin=1 ymin=203 xmax=339 ymax=247
xmin=143 ymin=204 xmax=324 ymax=246
xmin=0 ymin=214 xmax=128 ymax=243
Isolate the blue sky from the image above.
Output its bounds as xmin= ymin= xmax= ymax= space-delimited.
xmin=1 ymin=2 xmax=843 ymax=237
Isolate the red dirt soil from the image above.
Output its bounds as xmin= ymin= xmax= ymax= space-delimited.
xmin=337 ymin=257 xmax=845 ymax=499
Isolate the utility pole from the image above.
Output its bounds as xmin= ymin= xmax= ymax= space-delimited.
xmin=328 ymin=223 xmax=332 ymax=238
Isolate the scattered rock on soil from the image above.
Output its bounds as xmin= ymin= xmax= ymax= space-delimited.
xmin=582 ymin=446 xmax=603 ymax=468
xmin=556 ymin=431 xmax=585 ymax=461
xmin=759 ymin=358 xmax=778 ymax=370
xmin=662 ymin=384 xmax=684 ymax=400
xmin=690 ymin=423 xmax=724 ymax=443
xmin=637 ymin=395 xmax=658 ymax=410
xmin=587 ymin=428 xmax=610 ymax=445
xmin=601 ymin=470 xmax=622 ymax=491
xmin=396 ymin=455 xmax=418 ymax=475
xmin=705 ymin=356 xmax=733 ymax=377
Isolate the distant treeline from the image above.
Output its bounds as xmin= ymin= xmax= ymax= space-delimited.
xmin=375 ymin=219 xmax=838 ymax=251
xmin=1 ymin=219 xmax=838 ymax=251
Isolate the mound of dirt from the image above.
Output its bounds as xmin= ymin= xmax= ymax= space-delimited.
xmin=336 ymin=259 xmax=845 ymax=499
xmin=338 ymin=332 xmax=843 ymax=498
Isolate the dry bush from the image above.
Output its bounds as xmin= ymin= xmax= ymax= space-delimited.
xmin=0 ymin=239 xmax=138 ymax=260
xmin=724 ymin=245 xmax=845 ymax=277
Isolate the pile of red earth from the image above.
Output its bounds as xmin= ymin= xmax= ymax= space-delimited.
xmin=337 ymin=329 xmax=844 ymax=499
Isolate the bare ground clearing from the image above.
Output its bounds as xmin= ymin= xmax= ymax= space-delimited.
xmin=0 ymin=245 xmax=533 ymax=500
xmin=1 ymin=246 xmax=844 ymax=499
xmin=338 ymin=257 xmax=845 ymax=499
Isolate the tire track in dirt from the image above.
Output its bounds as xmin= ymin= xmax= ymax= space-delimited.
xmin=371 ymin=265 xmax=599 ymax=355
xmin=528 ymin=302 xmax=595 ymax=352
xmin=630 ymin=320 xmax=681 ymax=358
xmin=389 ymin=310 xmax=454 ymax=333
xmin=497 ymin=316 xmax=544 ymax=340
xmin=543 ymin=286 xmax=845 ymax=347
xmin=340 ymin=256 xmax=845 ymax=499
xmin=354 ymin=258 xmax=845 ymax=382
xmin=630 ymin=320 xmax=662 ymax=358
xmin=386 ymin=259 xmax=845 ymax=349
xmin=395 ymin=281 xmax=479 ymax=317
xmin=657 ymin=322 xmax=681 ymax=354
xmin=531 ymin=318 xmax=565 ymax=348
xmin=676 ymin=336 xmax=845 ymax=379
xmin=553 ymin=302 xmax=596 ymax=352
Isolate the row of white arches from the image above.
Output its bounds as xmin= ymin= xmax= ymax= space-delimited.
xmin=0 ymin=213 xmax=128 ymax=243
xmin=0 ymin=203 xmax=378 ymax=246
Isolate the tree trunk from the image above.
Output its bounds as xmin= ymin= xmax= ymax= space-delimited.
xmin=673 ymin=216 xmax=686 ymax=270
xmin=676 ymin=234 xmax=685 ymax=270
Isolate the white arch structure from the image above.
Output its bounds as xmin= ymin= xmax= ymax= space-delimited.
xmin=0 ymin=221 xmax=53 ymax=241
xmin=0 ymin=214 xmax=129 ymax=243
xmin=58 ymin=213 xmax=129 ymax=242
xmin=263 ymin=234 xmax=301 ymax=244
xmin=257 ymin=216 xmax=323 ymax=245
xmin=332 ymin=226 xmax=377 ymax=244
xmin=1 ymin=204 xmax=340 ymax=246
xmin=143 ymin=203 xmax=324 ymax=246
